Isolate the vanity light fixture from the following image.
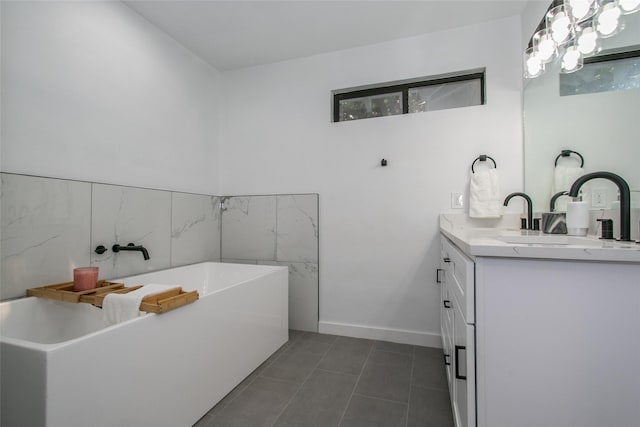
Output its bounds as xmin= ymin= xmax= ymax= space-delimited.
xmin=524 ymin=0 xmax=639 ymax=78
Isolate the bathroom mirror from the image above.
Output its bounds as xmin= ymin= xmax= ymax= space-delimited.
xmin=523 ymin=9 xmax=640 ymax=212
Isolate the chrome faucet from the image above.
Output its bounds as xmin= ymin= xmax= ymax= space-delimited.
xmin=504 ymin=192 xmax=534 ymax=230
xmin=568 ymin=171 xmax=632 ymax=241
xmin=112 ymin=243 xmax=150 ymax=260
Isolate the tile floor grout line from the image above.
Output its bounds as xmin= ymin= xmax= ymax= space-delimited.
xmin=350 ymin=392 xmax=412 ymax=406
xmin=406 ymin=346 xmax=416 ymax=427
xmin=314 ymin=367 xmax=359 ymax=377
xmin=336 ymin=341 xmax=375 ymax=427
xmin=269 ymin=334 xmax=339 ymax=427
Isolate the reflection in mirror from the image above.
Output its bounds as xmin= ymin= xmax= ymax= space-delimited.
xmin=524 ymin=8 xmax=640 ymax=229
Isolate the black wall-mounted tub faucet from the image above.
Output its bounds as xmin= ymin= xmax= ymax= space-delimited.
xmin=112 ymin=243 xmax=150 ymax=260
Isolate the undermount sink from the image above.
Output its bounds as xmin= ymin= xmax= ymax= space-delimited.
xmin=493 ymin=234 xmax=603 ymax=246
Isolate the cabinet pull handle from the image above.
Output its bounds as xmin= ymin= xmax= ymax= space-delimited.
xmin=443 ymin=300 xmax=452 ymax=309
xmin=443 ymin=257 xmax=451 ymax=263
xmin=455 ymin=345 xmax=467 ymax=380
xmin=443 ymin=354 xmax=451 ymax=366
xmin=436 ymin=268 xmax=444 ymax=283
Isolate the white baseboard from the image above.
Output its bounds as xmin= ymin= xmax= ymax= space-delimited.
xmin=318 ymin=321 xmax=442 ymax=348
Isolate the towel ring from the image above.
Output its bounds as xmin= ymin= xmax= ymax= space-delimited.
xmin=471 ymin=155 xmax=497 ymax=173
xmin=554 ymin=150 xmax=584 ymax=167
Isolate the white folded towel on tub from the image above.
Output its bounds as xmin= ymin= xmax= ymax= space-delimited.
xmin=469 ymin=169 xmax=502 ymax=218
xmin=103 ymin=284 xmax=180 ymax=324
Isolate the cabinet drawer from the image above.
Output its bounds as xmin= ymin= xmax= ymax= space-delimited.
xmin=441 ymin=236 xmax=475 ymax=323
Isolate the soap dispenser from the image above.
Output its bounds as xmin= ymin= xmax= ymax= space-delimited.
xmin=566 ymin=196 xmax=589 ymax=236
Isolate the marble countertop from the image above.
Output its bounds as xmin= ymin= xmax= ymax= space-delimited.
xmin=440 ymin=213 xmax=640 ymax=263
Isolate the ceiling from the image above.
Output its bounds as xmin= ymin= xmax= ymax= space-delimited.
xmin=124 ymin=1 xmax=529 ymax=71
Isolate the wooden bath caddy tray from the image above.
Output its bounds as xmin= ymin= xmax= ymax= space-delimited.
xmin=26 ymin=281 xmax=198 ymax=314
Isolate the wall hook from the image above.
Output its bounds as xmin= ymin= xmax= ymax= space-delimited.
xmin=381 ymin=159 xmax=388 ymax=167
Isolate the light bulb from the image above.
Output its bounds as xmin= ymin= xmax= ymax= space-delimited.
xmin=618 ymin=0 xmax=640 ymax=13
xmin=577 ymin=25 xmax=601 ymax=55
xmin=547 ymin=6 xmax=575 ymax=45
xmin=552 ymin=12 xmax=573 ymax=43
xmin=597 ymin=2 xmax=624 ymax=37
xmin=527 ymin=57 xmax=543 ymax=75
xmin=533 ymin=29 xmax=558 ymax=63
xmin=524 ymin=47 xmax=545 ymax=78
xmin=561 ymin=46 xmax=583 ymax=73
xmin=566 ymin=0 xmax=598 ymax=21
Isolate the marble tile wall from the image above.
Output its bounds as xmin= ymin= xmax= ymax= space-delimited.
xmin=1 ymin=174 xmax=320 ymax=334
xmin=91 ymin=184 xmax=172 ymax=279
xmin=221 ymin=194 xmax=319 ymax=332
xmin=171 ymin=193 xmax=221 ymax=266
xmin=0 ymin=173 xmax=221 ymax=300
xmin=1 ymin=174 xmax=92 ymax=300
xmin=221 ymin=196 xmax=277 ymax=260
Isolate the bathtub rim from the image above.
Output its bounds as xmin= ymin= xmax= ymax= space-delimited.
xmin=0 ymin=261 xmax=287 ymax=351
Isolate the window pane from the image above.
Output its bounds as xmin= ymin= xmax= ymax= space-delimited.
xmin=560 ymin=55 xmax=640 ymax=96
xmin=338 ymin=92 xmax=402 ymax=121
xmin=408 ymin=79 xmax=482 ymax=113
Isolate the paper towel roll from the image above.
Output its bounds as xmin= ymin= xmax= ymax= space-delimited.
xmin=566 ymin=201 xmax=589 ymax=236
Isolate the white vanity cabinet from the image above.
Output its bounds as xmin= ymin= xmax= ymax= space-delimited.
xmin=439 ymin=236 xmax=476 ymax=427
xmin=439 ymin=232 xmax=640 ymax=427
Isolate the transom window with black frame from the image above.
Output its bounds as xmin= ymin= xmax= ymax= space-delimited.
xmin=333 ymin=69 xmax=485 ymax=122
xmin=559 ymin=48 xmax=640 ymax=97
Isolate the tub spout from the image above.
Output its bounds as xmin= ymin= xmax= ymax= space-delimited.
xmin=112 ymin=243 xmax=150 ymax=260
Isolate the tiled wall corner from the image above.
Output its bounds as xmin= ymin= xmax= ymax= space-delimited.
xmin=221 ymin=193 xmax=319 ymax=332
xmin=0 ymin=174 xmax=91 ymax=299
xmin=259 ymin=260 xmax=319 ymax=332
xmin=91 ymin=184 xmax=172 ymax=279
xmin=276 ymin=194 xmax=319 ymax=263
xmin=221 ymin=196 xmax=277 ymax=261
xmin=171 ymin=193 xmax=220 ymax=266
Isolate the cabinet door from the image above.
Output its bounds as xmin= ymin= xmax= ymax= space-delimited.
xmin=439 ymin=236 xmax=454 ymax=389
xmin=452 ymin=296 xmax=476 ymax=427
xmin=442 ymin=236 xmax=475 ymax=323
xmin=442 ymin=315 xmax=454 ymax=392
xmin=475 ymin=257 xmax=640 ymax=427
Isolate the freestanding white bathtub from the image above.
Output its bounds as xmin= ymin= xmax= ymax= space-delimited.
xmin=0 ymin=262 xmax=288 ymax=427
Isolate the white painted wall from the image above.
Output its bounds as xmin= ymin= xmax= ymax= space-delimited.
xmin=220 ymin=16 xmax=525 ymax=345
xmin=1 ymin=1 xmax=221 ymax=194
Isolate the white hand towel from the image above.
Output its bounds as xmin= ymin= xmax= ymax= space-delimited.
xmin=469 ymin=169 xmax=502 ymax=218
xmin=553 ymin=165 xmax=584 ymax=194
xmin=103 ymin=284 xmax=180 ymax=324
xmin=552 ymin=166 xmax=584 ymax=211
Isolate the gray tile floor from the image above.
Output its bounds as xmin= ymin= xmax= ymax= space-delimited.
xmin=194 ymin=331 xmax=454 ymax=427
